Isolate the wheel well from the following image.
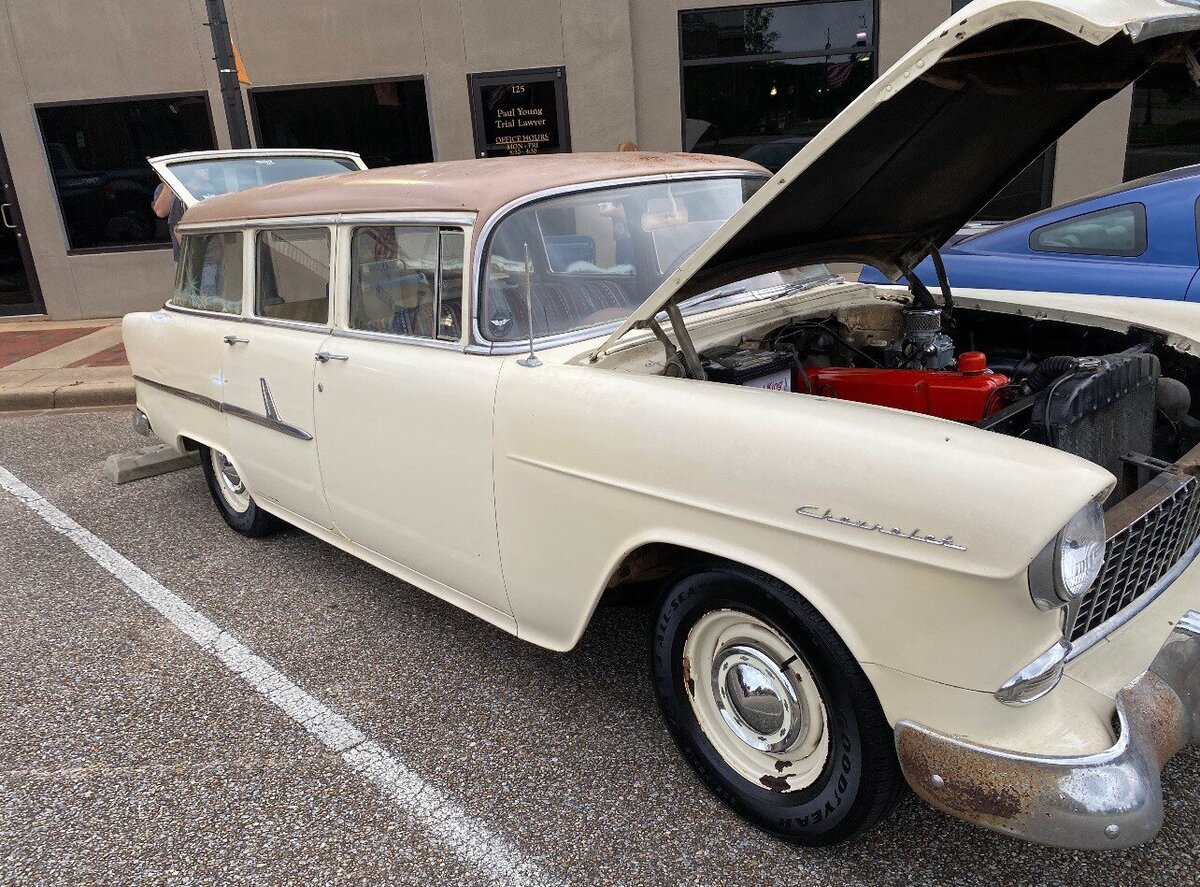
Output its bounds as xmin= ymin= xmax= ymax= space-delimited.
xmin=178 ymin=435 xmax=201 ymax=453
xmin=597 ymin=542 xmax=722 ymax=608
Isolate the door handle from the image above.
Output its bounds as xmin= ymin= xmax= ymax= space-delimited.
xmin=314 ymin=351 xmax=349 ymax=363
xmin=223 ymin=335 xmax=250 ymax=345
xmin=0 ymin=204 xmax=15 ymax=230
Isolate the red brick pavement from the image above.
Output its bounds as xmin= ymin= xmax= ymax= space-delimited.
xmin=0 ymin=327 xmax=103 ymax=368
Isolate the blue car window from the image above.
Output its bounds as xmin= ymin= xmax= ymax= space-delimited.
xmin=1029 ymin=203 xmax=1147 ymax=257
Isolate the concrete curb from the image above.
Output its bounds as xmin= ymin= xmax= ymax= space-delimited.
xmin=0 ymin=381 xmax=135 ymax=412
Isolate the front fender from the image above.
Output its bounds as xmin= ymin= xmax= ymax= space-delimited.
xmin=493 ymin=358 xmax=1111 ymax=692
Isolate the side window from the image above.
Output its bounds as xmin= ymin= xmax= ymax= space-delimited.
xmin=1029 ymin=204 xmax=1147 ymax=257
xmin=256 ymin=227 xmax=331 ymax=323
xmin=170 ymin=232 xmax=244 ymax=313
xmin=349 ymin=225 xmax=463 ymax=340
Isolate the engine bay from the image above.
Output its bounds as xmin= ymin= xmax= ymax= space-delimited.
xmin=676 ymin=298 xmax=1200 ymax=510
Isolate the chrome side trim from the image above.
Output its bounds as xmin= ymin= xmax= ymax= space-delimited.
xmin=133 ymin=375 xmax=314 ymax=441
xmin=220 ymin=402 xmax=313 ymax=441
xmin=897 ymin=610 xmax=1200 ymax=850
xmin=134 ymin=375 xmax=221 ymax=411
xmin=1068 ymin=531 xmax=1200 ymax=661
xmin=469 ymin=171 xmax=769 ymax=354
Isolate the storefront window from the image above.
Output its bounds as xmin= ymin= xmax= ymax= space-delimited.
xmin=680 ymin=2 xmax=877 ymax=171
xmin=1125 ymin=62 xmax=1200 ymax=181
xmin=251 ymin=79 xmax=434 ymax=169
xmin=36 ymin=95 xmax=214 ymax=252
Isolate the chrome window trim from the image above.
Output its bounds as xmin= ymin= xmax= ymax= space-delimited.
xmin=166 ymin=301 xmax=335 ymax=333
xmin=163 ymin=303 xmax=247 ymax=322
xmin=253 ymin=224 xmax=334 ymax=327
xmin=179 ymin=212 xmax=476 ymax=236
xmin=469 ymin=171 xmax=769 ymax=353
xmin=342 ymin=221 xmax=471 ymax=346
xmin=329 ymin=327 xmax=465 ymax=351
xmin=168 ymin=229 xmax=247 ymax=316
xmin=179 ymin=215 xmax=345 ymax=235
xmin=241 ymin=316 xmax=333 ymax=334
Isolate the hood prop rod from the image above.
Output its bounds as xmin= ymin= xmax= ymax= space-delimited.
xmin=650 ymin=301 xmax=706 ymax=381
xmin=902 ymin=246 xmax=955 ymax=325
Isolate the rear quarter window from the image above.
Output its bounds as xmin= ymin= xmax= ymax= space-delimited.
xmin=1029 ymin=203 xmax=1147 ymax=257
xmin=170 ymin=232 xmax=244 ymax=313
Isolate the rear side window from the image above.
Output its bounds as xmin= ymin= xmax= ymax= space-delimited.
xmin=1029 ymin=204 xmax=1147 ymax=257
xmin=256 ymin=228 xmax=331 ymax=324
xmin=170 ymin=232 xmax=243 ymax=313
xmin=349 ymin=225 xmax=463 ymax=340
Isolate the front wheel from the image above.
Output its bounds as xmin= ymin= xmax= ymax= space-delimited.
xmin=199 ymin=445 xmax=278 ymax=537
xmin=650 ymin=564 xmax=903 ymax=845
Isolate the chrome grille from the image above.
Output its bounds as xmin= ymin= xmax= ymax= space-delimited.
xmin=1070 ymin=473 xmax=1200 ymax=642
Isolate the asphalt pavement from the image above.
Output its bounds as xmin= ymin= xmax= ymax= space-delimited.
xmin=1 ymin=407 xmax=1197 ymax=885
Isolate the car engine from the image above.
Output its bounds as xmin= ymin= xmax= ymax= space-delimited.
xmin=695 ymin=301 xmax=1200 ymax=510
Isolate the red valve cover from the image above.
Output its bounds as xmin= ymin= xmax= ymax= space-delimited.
xmin=800 ymin=354 xmax=1008 ymax=422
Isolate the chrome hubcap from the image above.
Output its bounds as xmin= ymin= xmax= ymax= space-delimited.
xmin=210 ymin=449 xmax=250 ymax=514
xmin=684 ymin=609 xmax=829 ymax=792
xmin=714 ymin=644 xmax=807 ymax=753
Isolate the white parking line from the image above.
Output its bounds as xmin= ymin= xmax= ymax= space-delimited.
xmin=0 ymin=464 xmax=561 ymax=887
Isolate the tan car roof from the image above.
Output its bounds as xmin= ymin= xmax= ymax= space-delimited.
xmin=181 ymin=152 xmax=767 ymax=227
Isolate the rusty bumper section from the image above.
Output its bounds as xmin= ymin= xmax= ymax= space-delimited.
xmin=895 ymin=610 xmax=1200 ymax=849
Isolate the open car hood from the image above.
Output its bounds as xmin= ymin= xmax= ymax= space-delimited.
xmin=591 ymin=0 xmax=1200 ymax=359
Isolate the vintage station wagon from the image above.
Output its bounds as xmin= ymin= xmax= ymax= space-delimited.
xmin=126 ymin=0 xmax=1200 ymax=850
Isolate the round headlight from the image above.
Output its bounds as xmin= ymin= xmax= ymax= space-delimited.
xmin=1056 ymin=500 xmax=1105 ymax=600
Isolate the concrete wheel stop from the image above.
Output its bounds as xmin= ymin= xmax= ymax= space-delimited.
xmin=104 ymin=443 xmax=199 ymax=484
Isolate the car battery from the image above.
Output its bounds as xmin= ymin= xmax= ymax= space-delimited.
xmin=703 ymin=349 xmax=794 ymax=392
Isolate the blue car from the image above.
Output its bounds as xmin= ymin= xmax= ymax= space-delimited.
xmin=859 ymin=165 xmax=1200 ymax=301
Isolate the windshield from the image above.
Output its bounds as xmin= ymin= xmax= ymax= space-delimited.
xmin=481 ymin=176 xmax=767 ymax=342
xmin=165 ymin=156 xmax=361 ymax=203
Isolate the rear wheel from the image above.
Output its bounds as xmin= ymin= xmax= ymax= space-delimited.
xmin=199 ymin=445 xmax=278 ymax=537
xmin=650 ymin=564 xmax=903 ymax=845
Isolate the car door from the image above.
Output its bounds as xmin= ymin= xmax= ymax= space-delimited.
xmin=312 ymin=221 xmax=510 ymax=614
xmin=220 ymin=224 xmax=335 ymax=528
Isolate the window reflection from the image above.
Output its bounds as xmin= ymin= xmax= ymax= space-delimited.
xmin=1125 ymin=62 xmax=1200 ymax=181
xmin=36 ymin=96 xmax=215 ymax=251
xmin=680 ymin=3 xmax=875 ymax=172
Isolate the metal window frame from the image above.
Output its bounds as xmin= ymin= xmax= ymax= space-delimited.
xmin=676 ymin=0 xmax=882 ymax=151
xmin=168 ymin=229 xmax=245 ymax=316
xmin=344 ymin=221 xmax=466 ymax=343
xmin=32 ymin=91 xmax=219 ymax=255
xmin=253 ymin=224 xmax=335 ymax=326
xmin=467 ymin=66 xmax=572 ymax=159
xmin=246 ymin=74 xmax=437 ymax=163
xmin=0 ymin=130 xmax=45 ymax=316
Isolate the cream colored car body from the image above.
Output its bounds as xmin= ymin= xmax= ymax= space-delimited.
xmin=125 ymin=0 xmax=1200 ymax=849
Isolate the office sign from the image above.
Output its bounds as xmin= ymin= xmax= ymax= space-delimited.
xmin=469 ymin=67 xmax=570 ymax=158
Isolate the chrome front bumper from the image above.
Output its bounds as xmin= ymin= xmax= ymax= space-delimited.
xmin=895 ymin=610 xmax=1200 ymax=849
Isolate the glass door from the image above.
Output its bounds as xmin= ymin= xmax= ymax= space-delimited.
xmin=0 ymin=133 xmax=44 ymax=316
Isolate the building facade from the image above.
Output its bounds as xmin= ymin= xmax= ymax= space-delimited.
xmin=0 ymin=0 xmax=1196 ymax=320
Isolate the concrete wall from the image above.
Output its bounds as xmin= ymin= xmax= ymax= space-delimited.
xmin=0 ymin=0 xmax=1150 ymax=319
xmin=0 ymin=0 xmax=225 ymax=319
